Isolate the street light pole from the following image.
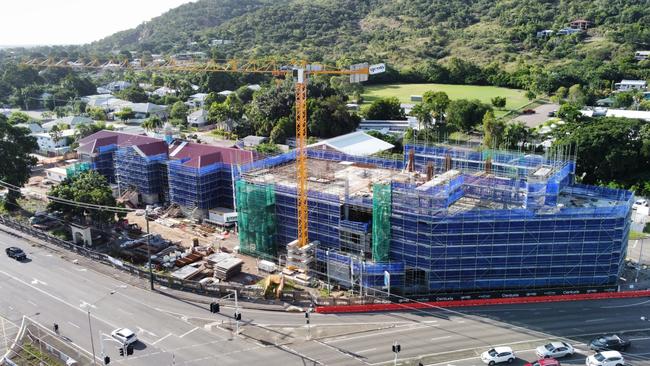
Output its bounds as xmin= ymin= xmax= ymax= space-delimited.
xmin=87 ymin=310 xmax=97 ymax=366
xmin=636 ymin=238 xmax=645 ymax=283
xmin=145 ymin=213 xmax=154 ymax=290
xmin=231 ymin=289 xmax=239 ymax=336
xmin=326 ymin=249 xmax=330 ymax=295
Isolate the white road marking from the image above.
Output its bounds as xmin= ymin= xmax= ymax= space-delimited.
xmin=67 ymin=321 xmax=80 ymax=329
xmin=601 ymin=299 xmax=650 ymax=308
xmin=629 ymin=336 xmax=650 ymax=341
xmin=356 ymin=347 xmax=376 ymax=354
xmin=76 ymin=268 xmax=87 ymax=272
xmin=30 ymin=278 xmax=47 ymax=286
xmin=79 ymin=301 xmax=96 ymax=309
xmin=151 ymin=332 xmax=172 ymax=345
xmin=585 ymin=318 xmax=606 ymax=323
xmin=27 ymin=300 xmax=37 ymax=306
xmin=430 ymin=335 xmax=452 ymax=341
xmin=179 ymin=326 xmax=199 ymax=338
xmin=136 ymin=326 xmax=158 ymax=338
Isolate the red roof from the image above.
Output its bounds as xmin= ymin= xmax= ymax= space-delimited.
xmin=168 ymin=141 xmax=254 ymax=167
xmin=78 ymin=130 xmax=161 ymax=154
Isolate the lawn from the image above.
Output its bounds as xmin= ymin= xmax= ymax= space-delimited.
xmin=362 ymin=83 xmax=530 ymax=115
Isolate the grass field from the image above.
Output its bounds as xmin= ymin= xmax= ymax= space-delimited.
xmin=362 ymin=83 xmax=530 ymax=114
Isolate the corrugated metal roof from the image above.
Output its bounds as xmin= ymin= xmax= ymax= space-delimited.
xmin=167 ymin=141 xmax=255 ymax=167
xmin=307 ymin=131 xmax=394 ymax=156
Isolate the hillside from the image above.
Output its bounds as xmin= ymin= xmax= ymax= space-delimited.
xmin=87 ymin=0 xmax=650 ymax=69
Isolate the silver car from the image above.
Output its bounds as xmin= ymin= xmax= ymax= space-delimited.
xmin=536 ymin=341 xmax=574 ymax=358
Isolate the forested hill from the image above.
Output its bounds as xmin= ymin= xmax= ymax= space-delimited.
xmin=88 ymin=0 xmax=650 ymax=69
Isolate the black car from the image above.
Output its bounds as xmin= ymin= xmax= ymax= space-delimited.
xmin=5 ymin=247 xmax=27 ymax=261
xmin=589 ymin=334 xmax=631 ymax=351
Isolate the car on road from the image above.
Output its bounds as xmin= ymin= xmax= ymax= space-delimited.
xmin=585 ymin=350 xmax=624 ymax=366
xmin=5 ymin=247 xmax=27 ymax=261
xmin=536 ymin=341 xmax=574 ymax=358
xmin=522 ymin=109 xmax=536 ymax=114
xmin=588 ymin=334 xmax=631 ymax=351
xmin=633 ymin=199 xmax=648 ymax=210
xmin=524 ymin=358 xmax=560 ymax=366
xmin=481 ymin=347 xmax=515 ymax=365
xmin=110 ymin=328 xmax=138 ymax=345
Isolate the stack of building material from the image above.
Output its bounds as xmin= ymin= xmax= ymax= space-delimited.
xmin=206 ymin=252 xmax=243 ymax=280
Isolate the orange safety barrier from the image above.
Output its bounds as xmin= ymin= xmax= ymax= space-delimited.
xmin=315 ymin=290 xmax=650 ymax=314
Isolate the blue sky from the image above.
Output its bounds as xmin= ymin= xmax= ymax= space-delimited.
xmin=0 ymin=0 xmax=193 ymax=46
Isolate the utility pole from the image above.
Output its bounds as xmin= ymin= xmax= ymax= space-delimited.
xmin=359 ymin=251 xmax=364 ymax=298
xmin=232 ymin=289 xmax=240 ymax=336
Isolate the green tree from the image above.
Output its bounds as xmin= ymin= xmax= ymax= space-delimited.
xmin=567 ymin=84 xmax=586 ymax=106
xmin=555 ymin=86 xmax=568 ymax=99
xmin=47 ymin=170 xmax=121 ymax=226
xmin=525 ymin=90 xmax=537 ymax=101
xmin=255 ymin=142 xmax=281 ymax=155
xmin=116 ymin=86 xmax=148 ymax=103
xmin=482 ymin=110 xmax=506 ymax=148
xmin=115 ymin=107 xmax=134 ymax=122
xmin=490 ymin=96 xmax=506 ymax=109
xmin=639 ymin=100 xmax=650 ymax=111
xmin=7 ymin=112 xmax=30 ymax=125
xmin=49 ymin=124 xmax=63 ymax=145
xmin=142 ymin=115 xmax=163 ymax=130
xmin=613 ymin=92 xmax=635 ymax=108
xmin=270 ymin=117 xmax=293 ymax=144
xmin=170 ymin=101 xmax=189 ymax=121
xmin=411 ymin=103 xmax=433 ymax=129
xmin=503 ymin=121 xmax=530 ymax=149
xmin=422 ymin=91 xmax=450 ymax=122
xmin=87 ymin=107 xmax=107 ymax=121
xmin=445 ymin=99 xmax=492 ymax=133
xmin=363 ymin=97 xmax=405 ymax=120
xmin=0 ymin=115 xmax=38 ymax=208
xmin=307 ymin=95 xmax=360 ymax=138
xmin=558 ymin=103 xmax=583 ymax=123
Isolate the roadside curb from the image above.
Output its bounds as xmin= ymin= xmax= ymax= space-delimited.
xmin=316 ymin=290 xmax=650 ymax=313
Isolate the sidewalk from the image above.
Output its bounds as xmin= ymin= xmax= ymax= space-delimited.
xmin=0 ymin=223 xmax=293 ymax=312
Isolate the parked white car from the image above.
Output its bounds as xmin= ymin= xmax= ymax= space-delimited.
xmin=633 ymin=199 xmax=648 ymax=210
xmin=586 ymin=351 xmax=625 ymax=366
xmin=110 ymin=328 xmax=138 ymax=345
xmin=536 ymin=341 xmax=574 ymax=358
xmin=481 ymin=346 xmax=515 ymax=365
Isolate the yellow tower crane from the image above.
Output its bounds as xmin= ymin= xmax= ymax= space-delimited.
xmin=22 ymin=57 xmax=383 ymax=247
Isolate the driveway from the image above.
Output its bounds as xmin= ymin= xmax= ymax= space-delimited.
xmin=513 ymin=103 xmax=559 ymax=128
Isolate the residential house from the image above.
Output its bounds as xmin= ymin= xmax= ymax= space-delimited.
xmin=358 ymin=117 xmax=420 ymax=135
xmin=96 ymin=87 xmax=112 ymax=94
xmin=557 ymin=28 xmax=582 ymax=35
xmin=536 ymin=29 xmax=554 ymax=38
xmin=123 ymin=103 xmax=168 ymax=123
xmin=104 ymin=81 xmax=132 ymax=92
xmin=14 ymin=123 xmax=44 ymax=134
xmin=307 ymin=131 xmax=394 ymax=156
xmin=187 ymin=93 xmax=208 ymax=108
xmin=614 ymin=79 xmax=647 ymax=92
xmin=42 ymin=116 xmax=93 ymax=131
xmin=152 ymin=86 xmax=177 ymax=97
xmin=187 ymin=109 xmax=209 ymax=128
xmin=242 ymin=135 xmax=267 ymax=148
xmin=218 ymin=90 xmax=234 ymax=97
xmin=82 ymin=95 xmax=130 ymax=112
xmin=569 ymin=19 xmax=591 ymax=30
xmin=32 ymin=128 xmax=76 ymax=154
xmin=635 ymin=51 xmax=650 ymax=61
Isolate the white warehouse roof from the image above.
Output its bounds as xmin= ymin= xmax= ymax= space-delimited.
xmin=307 ymin=131 xmax=394 ymax=156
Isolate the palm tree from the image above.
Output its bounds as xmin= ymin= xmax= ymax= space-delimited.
xmin=142 ymin=116 xmax=163 ymax=131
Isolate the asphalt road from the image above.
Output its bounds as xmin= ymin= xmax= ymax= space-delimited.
xmin=2 ymin=228 xmax=650 ymax=365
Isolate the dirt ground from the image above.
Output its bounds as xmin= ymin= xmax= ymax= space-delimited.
xmin=125 ymin=212 xmax=265 ymax=284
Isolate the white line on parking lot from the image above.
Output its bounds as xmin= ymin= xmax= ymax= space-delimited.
xmin=151 ymin=332 xmax=172 ymax=345
xmin=178 ymin=326 xmax=199 ymax=338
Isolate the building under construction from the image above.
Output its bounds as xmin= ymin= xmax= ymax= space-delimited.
xmin=236 ymin=144 xmax=633 ymax=297
xmin=77 ymin=131 xmax=254 ymax=214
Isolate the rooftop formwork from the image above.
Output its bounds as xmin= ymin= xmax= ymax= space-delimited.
xmin=236 ymin=143 xmax=633 ymax=297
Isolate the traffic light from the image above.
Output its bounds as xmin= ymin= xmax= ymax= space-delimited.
xmin=234 ymin=312 xmax=241 ymax=321
xmin=210 ymin=302 xmax=220 ymax=313
xmin=392 ymin=344 xmax=401 ymax=353
xmin=119 ymin=347 xmax=124 ymax=357
xmin=104 ymin=356 xmax=110 ymax=365
xmin=126 ymin=345 xmax=133 ymax=356
xmin=304 ymin=312 xmax=310 ymax=319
